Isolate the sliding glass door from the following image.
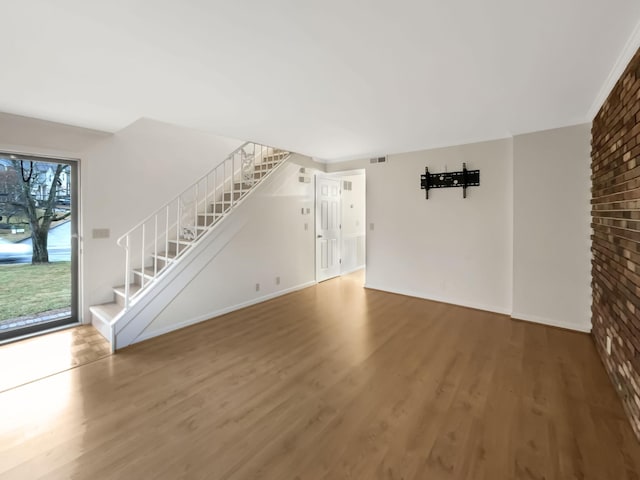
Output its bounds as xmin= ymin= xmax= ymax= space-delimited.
xmin=0 ymin=153 xmax=78 ymax=341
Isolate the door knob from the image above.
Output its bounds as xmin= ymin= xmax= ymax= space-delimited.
xmin=317 ymin=234 xmax=323 ymax=238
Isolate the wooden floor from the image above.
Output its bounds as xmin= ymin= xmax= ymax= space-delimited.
xmin=0 ymin=271 xmax=638 ymax=479
xmin=0 ymin=325 xmax=111 ymax=392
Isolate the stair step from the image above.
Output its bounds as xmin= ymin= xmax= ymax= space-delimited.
xmin=113 ymin=284 xmax=142 ymax=307
xmin=152 ymin=251 xmax=177 ymax=261
xmin=262 ymin=152 xmax=289 ymax=161
xmin=197 ymin=213 xmax=223 ymax=226
xmin=234 ymin=182 xmax=256 ymax=190
xmin=132 ymin=267 xmax=156 ymax=280
xmin=168 ymin=239 xmax=192 ymax=246
xmin=254 ymin=162 xmax=281 ymax=171
xmin=210 ymin=202 xmax=232 ymax=214
xmin=151 ymin=252 xmax=176 ymax=262
xmin=90 ymin=302 xmax=123 ymax=324
xmin=252 ymin=171 xmax=269 ymax=179
xmin=114 ymin=283 xmax=142 ymax=295
xmin=178 ymin=225 xmax=209 ymax=240
xmin=151 ymin=251 xmax=177 ymax=269
xmin=256 ymin=159 xmax=282 ymax=166
xmin=222 ymin=191 xmax=248 ymax=201
xmin=167 ymin=239 xmax=193 ymax=255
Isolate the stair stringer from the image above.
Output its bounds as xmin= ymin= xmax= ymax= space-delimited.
xmin=113 ymin=156 xmax=306 ymax=349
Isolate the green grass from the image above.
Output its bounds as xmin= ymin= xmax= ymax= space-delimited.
xmin=0 ymin=262 xmax=71 ymax=323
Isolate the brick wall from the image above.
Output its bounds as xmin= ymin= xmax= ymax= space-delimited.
xmin=592 ymin=47 xmax=640 ymax=440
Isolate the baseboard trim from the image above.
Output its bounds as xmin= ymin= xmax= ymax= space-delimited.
xmin=510 ymin=312 xmax=592 ymax=333
xmin=363 ymin=283 xmax=511 ymax=316
xmin=341 ymin=265 xmax=365 ymax=276
xmin=135 ymin=280 xmax=318 ymax=343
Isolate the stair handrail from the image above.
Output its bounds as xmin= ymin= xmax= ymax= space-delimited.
xmin=116 ymin=141 xmax=250 ymax=243
xmin=116 ymin=141 xmax=289 ymax=310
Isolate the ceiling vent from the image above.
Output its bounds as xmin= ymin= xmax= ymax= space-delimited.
xmin=369 ymin=156 xmax=387 ymax=164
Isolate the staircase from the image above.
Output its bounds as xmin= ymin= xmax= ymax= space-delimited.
xmin=90 ymin=142 xmax=290 ymax=348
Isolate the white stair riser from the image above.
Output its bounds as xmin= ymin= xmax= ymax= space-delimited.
xmin=114 ymin=291 xmax=125 ymax=308
xmin=197 ymin=214 xmax=221 ymax=227
xmin=91 ymin=311 xmax=112 ymax=341
xmin=222 ymin=191 xmax=246 ymax=202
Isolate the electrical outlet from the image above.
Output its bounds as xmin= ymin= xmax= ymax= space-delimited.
xmin=276 ymin=276 xmax=280 ymax=285
xmin=606 ymin=336 xmax=612 ymax=355
xmin=370 ymin=223 xmax=375 ymax=231
xmin=255 ymin=283 xmax=260 ymax=292
xmin=304 ymin=223 xmax=308 ymax=231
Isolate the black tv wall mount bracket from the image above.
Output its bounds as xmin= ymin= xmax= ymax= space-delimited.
xmin=420 ymin=163 xmax=480 ymax=199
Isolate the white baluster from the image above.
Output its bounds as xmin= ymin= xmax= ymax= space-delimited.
xmin=154 ymin=215 xmax=158 ymax=277
xmin=141 ymin=224 xmax=145 ymax=290
xmin=124 ymin=235 xmax=130 ymax=309
xmin=176 ymin=198 xmax=181 ymax=257
xmin=165 ymin=205 xmax=169 ymax=267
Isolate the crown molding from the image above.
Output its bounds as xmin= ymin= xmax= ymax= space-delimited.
xmin=588 ymin=19 xmax=640 ymax=120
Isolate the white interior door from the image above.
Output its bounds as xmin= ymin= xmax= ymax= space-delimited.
xmin=316 ymin=176 xmax=341 ymax=282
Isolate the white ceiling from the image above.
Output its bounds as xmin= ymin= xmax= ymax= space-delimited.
xmin=1 ymin=1 xmax=640 ymax=162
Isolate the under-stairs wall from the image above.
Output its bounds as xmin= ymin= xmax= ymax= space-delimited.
xmin=81 ymin=118 xmax=243 ymax=322
xmin=137 ymin=160 xmax=319 ymax=343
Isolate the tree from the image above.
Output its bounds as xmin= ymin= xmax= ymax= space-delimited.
xmin=9 ymin=160 xmax=70 ymax=264
xmin=0 ymin=167 xmax=22 ymax=225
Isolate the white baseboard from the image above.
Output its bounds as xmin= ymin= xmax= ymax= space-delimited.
xmin=363 ymin=284 xmax=592 ymax=332
xmin=511 ymin=312 xmax=592 ymax=333
xmin=341 ymin=265 xmax=365 ymax=275
xmin=364 ymin=283 xmax=511 ymax=315
xmin=135 ymin=280 xmax=317 ymax=343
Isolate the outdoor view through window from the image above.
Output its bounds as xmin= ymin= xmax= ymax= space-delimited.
xmin=0 ymin=153 xmax=76 ymax=341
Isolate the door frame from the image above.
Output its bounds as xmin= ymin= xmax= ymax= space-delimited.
xmin=0 ymin=151 xmax=80 ymax=343
xmin=315 ymin=169 xmax=367 ymax=283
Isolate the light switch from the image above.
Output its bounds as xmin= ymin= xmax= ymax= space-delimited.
xmin=92 ymin=228 xmax=110 ymax=239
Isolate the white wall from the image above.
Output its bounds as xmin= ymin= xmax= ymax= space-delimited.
xmin=141 ymin=161 xmax=317 ymax=339
xmin=340 ymin=173 xmax=366 ymax=274
xmin=0 ymin=111 xmax=109 ymax=159
xmin=81 ymin=118 xmax=243 ymax=320
xmin=0 ymin=109 xmax=592 ymax=334
xmin=327 ymin=126 xmax=592 ymax=331
xmin=512 ymin=124 xmax=592 ymax=331
xmin=0 ymin=112 xmax=109 ymax=325
xmin=366 ymin=140 xmax=513 ymax=313
xmin=330 ymin=139 xmax=514 ymax=314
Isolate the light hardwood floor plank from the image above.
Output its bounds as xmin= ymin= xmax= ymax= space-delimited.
xmin=0 ymin=271 xmax=639 ymax=479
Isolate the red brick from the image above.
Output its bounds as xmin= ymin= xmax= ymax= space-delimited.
xmin=592 ymin=46 xmax=640 ymax=441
